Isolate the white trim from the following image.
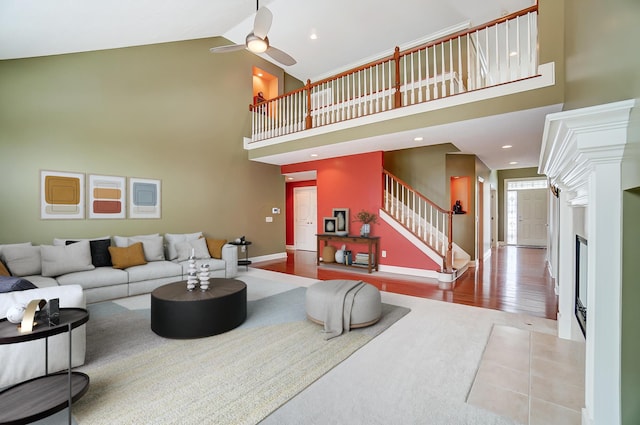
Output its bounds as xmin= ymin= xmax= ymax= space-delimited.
xmin=285 ymin=244 xmax=295 ymax=250
xmin=249 ymin=252 xmax=287 ymax=264
xmin=379 ymin=209 xmax=444 ymax=267
xmin=378 ymin=264 xmax=439 ymax=279
xmin=538 ymin=99 xmax=635 ymax=425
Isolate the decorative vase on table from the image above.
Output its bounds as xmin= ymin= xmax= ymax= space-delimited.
xmin=360 ymin=223 xmax=371 ymax=237
xmin=199 ymin=264 xmax=210 ymax=291
xmin=335 ymin=244 xmax=346 ymax=263
xmin=186 ymin=256 xmax=198 ymax=291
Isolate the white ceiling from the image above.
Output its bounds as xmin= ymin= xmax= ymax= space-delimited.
xmin=1 ymin=0 xmax=550 ymax=173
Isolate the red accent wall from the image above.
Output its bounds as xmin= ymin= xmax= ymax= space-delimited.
xmin=282 ymin=152 xmax=440 ymax=271
xmin=284 ymin=180 xmax=316 ymax=246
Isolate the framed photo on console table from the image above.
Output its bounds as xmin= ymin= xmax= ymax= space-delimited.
xmin=332 ymin=208 xmax=349 ymax=234
xmin=323 ymin=217 xmax=337 ymax=234
xmin=128 ymin=177 xmax=161 ymax=219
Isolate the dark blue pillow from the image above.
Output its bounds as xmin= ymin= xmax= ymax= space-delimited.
xmin=66 ymin=239 xmax=112 ymax=267
xmin=0 ymin=276 xmax=37 ymax=293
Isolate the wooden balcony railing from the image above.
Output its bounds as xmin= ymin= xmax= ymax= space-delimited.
xmin=382 ymin=169 xmax=454 ymax=273
xmin=249 ymin=5 xmax=538 ymax=143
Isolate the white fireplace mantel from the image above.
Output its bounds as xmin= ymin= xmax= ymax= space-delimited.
xmin=539 ymin=99 xmax=635 ymax=425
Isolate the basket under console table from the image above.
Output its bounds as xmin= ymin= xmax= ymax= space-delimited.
xmin=316 ymin=234 xmax=380 ymax=274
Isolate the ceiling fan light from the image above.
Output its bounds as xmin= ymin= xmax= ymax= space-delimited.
xmin=247 ymin=34 xmax=268 ymax=53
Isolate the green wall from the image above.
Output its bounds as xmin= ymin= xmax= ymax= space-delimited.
xmin=0 ymin=37 xmax=289 ymax=257
xmin=383 ymin=143 xmax=459 ymax=208
xmin=496 ymin=167 xmax=546 ymax=243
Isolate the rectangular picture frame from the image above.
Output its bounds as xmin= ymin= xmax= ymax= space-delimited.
xmin=40 ymin=170 xmax=85 ymax=220
xmin=88 ymin=174 xmax=126 ymax=219
xmin=332 ymin=208 xmax=349 ymax=234
xmin=323 ymin=217 xmax=337 ymax=234
xmin=128 ymin=177 xmax=161 ymax=219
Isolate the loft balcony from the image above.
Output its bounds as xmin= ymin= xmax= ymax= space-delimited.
xmin=244 ymin=4 xmax=563 ymax=169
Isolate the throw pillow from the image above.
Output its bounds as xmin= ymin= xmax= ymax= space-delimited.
xmin=0 ymin=276 xmax=37 ymax=293
xmin=1 ymin=245 xmax=41 ymax=277
xmin=41 ymin=240 xmax=95 ymax=277
xmin=175 ymin=238 xmax=211 ymax=262
xmin=164 ymin=232 xmax=203 ymax=260
xmin=206 ymin=238 xmax=227 ymax=259
xmin=113 ymin=233 xmax=160 ymax=247
xmin=52 ymin=236 xmax=111 ymax=246
xmin=66 ymin=239 xmax=112 ymax=267
xmin=128 ymin=235 xmax=165 ymax=261
xmin=109 ymin=242 xmax=147 ymax=269
xmin=0 ymin=242 xmax=32 ymax=264
xmin=0 ymin=260 xmax=10 ymax=277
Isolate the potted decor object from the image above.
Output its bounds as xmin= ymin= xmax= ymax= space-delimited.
xmin=354 ymin=209 xmax=378 ymax=237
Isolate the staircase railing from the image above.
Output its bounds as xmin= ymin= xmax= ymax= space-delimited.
xmin=249 ymin=5 xmax=538 ymax=142
xmin=382 ymin=169 xmax=454 ymax=273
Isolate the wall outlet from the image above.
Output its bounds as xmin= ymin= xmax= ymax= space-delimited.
xmin=381 ymin=250 xmax=387 ymax=258
xmin=265 ymin=216 xmax=273 ymax=223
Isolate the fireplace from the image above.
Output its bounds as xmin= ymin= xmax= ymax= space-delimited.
xmin=575 ymin=235 xmax=587 ymax=336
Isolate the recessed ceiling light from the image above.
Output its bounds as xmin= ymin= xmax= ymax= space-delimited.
xmin=287 ymin=177 xmax=294 ymax=180
xmin=310 ymin=153 xmax=318 ymax=158
xmin=509 ymin=161 xmax=518 ymax=165
xmin=310 ymin=33 xmax=318 ymax=40
xmin=414 ymin=136 xmax=423 ymax=142
xmin=257 ymin=72 xmax=263 ymax=77
xmin=502 ymin=145 xmax=512 ymax=149
xmin=509 ymin=51 xmax=518 ymax=57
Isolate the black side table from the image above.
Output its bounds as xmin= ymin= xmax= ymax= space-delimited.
xmin=0 ymin=308 xmax=90 ymax=425
xmin=229 ymin=240 xmax=252 ymax=270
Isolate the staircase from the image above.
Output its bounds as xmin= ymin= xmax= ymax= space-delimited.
xmin=382 ymin=170 xmax=470 ymax=284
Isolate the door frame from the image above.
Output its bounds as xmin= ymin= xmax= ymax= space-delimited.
xmin=293 ymin=186 xmax=317 ymax=251
xmin=503 ymin=177 xmax=549 ymax=246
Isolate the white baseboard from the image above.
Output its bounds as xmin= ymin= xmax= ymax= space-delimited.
xmin=285 ymin=245 xmax=295 ymax=250
xmin=250 ymin=252 xmax=287 ymax=263
xmin=378 ymin=264 xmax=440 ymax=279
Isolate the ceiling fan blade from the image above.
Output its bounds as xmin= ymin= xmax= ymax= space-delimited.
xmin=209 ymin=44 xmax=246 ymax=53
xmin=253 ymin=6 xmax=273 ymax=39
xmin=265 ymin=46 xmax=297 ymax=66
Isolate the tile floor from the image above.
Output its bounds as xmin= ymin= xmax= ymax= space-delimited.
xmin=467 ymin=325 xmax=585 ymax=425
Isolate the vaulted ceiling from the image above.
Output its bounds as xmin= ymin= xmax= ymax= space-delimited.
xmin=1 ymin=0 xmax=552 ymax=171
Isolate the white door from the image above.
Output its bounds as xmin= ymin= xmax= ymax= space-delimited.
xmin=517 ymin=189 xmax=547 ymax=246
xmin=294 ymin=187 xmax=317 ymax=251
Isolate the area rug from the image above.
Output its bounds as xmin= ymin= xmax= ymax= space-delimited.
xmin=72 ymin=286 xmax=410 ymax=425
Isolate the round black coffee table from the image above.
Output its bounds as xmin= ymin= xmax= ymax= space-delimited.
xmin=150 ymin=278 xmax=247 ymax=339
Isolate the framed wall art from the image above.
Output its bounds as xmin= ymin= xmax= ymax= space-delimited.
xmin=332 ymin=208 xmax=349 ymax=234
xmin=88 ymin=174 xmax=126 ymax=219
xmin=128 ymin=177 xmax=161 ymax=219
xmin=323 ymin=217 xmax=337 ymax=234
xmin=40 ymin=170 xmax=85 ymax=219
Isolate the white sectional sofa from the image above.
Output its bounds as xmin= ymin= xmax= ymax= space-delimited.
xmin=0 ymin=232 xmax=238 ymax=304
xmin=0 ymin=232 xmax=239 ymax=388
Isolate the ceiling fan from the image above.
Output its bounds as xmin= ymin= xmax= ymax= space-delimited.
xmin=209 ymin=2 xmax=297 ymax=67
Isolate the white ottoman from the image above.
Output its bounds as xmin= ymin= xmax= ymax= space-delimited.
xmin=305 ymin=280 xmax=382 ymax=329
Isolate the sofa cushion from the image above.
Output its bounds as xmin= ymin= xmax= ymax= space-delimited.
xmin=0 ymin=242 xmax=32 ymax=263
xmin=113 ymin=233 xmax=159 ymax=247
xmin=206 ymin=238 xmax=227 ymax=259
xmin=56 ymin=267 xmax=129 ymax=290
xmin=65 ymin=238 xmax=112 ymax=267
xmin=0 ymin=276 xmax=37 ymax=293
xmin=126 ymin=261 xmax=182 ymax=283
xmin=130 ymin=235 xmax=165 ymax=261
xmin=22 ymin=275 xmax=59 ymax=288
xmin=41 ymin=240 xmax=95 ymax=277
xmin=53 ymin=236 xmax=111 ymax=246
xmin=175 ymin=238 xmax=211 ymax=261
xmin=109 ymin=242 xmax=147 ymax=269
xmin=1 ymin=245 xmax=41 ymax=277
xmin=164 ymin=232 xmax=203 ymax=260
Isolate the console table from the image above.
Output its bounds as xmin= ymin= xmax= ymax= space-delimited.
xmin=0 ymin=308 xmax=90 ymax=425
xmin=316 ymin=234 xmax=380 ymax=273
